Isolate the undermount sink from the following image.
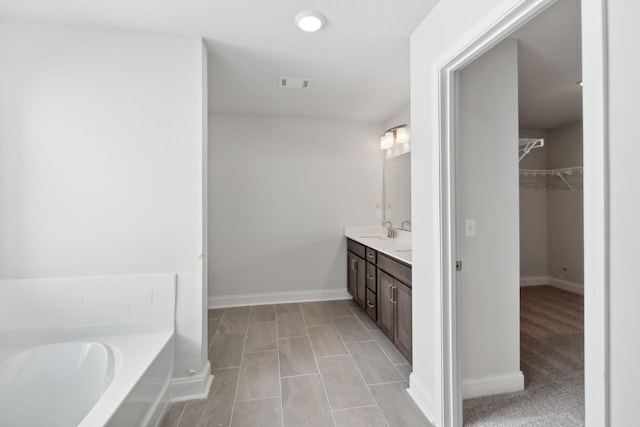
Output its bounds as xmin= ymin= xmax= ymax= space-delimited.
xmin=395 ymin=248 xmax=412 ymax=253
xmin=358 ymin=235 xmax=388 ymax=240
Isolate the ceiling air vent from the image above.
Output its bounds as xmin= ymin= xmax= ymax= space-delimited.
xmin=279 ymin=77 xmax=312 ymax=89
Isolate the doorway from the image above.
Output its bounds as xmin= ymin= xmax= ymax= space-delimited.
xmin=456 ymin=1 xmax=585 ymax=425
xmin=434 ymin=0 xmax=608 ymax=426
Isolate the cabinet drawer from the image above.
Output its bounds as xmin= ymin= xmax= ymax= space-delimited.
xmin=366 ymin=263 xmax=376 ymax=291
xmin=347 ymin=239 xmax=366 ymax=259
xmin=365 ymin=247 xmax=377 ymax=263
xmin=378 ymin=253 xmax=412 ymax=287
xmin=365 ymin=288 xmax=376 ymax=321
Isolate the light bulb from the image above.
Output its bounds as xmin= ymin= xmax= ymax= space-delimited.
xmin=295 ymin=11 xmax=325 ymax=32
xmin=396 ymin=127 xmax=409 ymax=144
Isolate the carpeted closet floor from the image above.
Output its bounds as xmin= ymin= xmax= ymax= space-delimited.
xmin=463 ymin=285 xmax=584 ymax=426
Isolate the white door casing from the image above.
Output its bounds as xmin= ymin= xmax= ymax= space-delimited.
xmin=432 ymin=0 xmax=609 ymax=426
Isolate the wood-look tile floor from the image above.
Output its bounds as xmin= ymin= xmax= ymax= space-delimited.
xmin=160 ymin=299 xmax=431 ymax=427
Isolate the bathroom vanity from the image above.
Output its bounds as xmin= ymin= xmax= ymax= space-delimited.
xmin=344 ymin=226 xmax=412 ymax=362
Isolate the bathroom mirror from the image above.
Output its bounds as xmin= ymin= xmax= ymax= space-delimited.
xmin=383 ymin=152 xmax=411 ymax=230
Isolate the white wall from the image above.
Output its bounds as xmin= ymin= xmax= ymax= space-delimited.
xmin=607 ymin=1 xmax=640 ymax=424
xmin=0 ymin=21 xmax=207 ymax=387
xmin=458 ymin=39 xmax=522 ymax=395
xmin=546 ymin=121 xmax=583 ymax=286
xmin=208 ymin=113 xmax=383 ymax=301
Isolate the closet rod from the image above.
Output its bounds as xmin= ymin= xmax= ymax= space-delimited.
xmin=519 ymin=166 xmax=583 ymax=177
xmin=519 ymin=166 xmax=583 ymax=191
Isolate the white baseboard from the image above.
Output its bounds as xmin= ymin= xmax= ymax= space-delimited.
xmin=171 ymin=361 xmax=212 ymax=402
xmin=548 ymin=277 xmax=584 ymax=295
xmin=208 ymin=288 xmax=351 ymax=309
xmin=462 ymin=371 xmax=524 ymax=399
xmin=407 ymin=373 xmax=438 ymax=426
xmin=520 ymin=276 xmax=549 ymax=286
xmin=520 ymin=276 xmax=584 ymax=295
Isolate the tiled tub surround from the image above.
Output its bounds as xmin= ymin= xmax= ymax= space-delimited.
xmin=0 ymin=274 xmax=176 ymax=330
xmin=0 ymin=274 xmax=177 ymax=427
xmin=160 ymin=300 xmax=430 ymax=427
xmin=344 ymin=226 xmax=412 ymax=265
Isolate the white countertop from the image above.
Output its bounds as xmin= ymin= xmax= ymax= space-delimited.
xmin=344 ymin=226 xmax=412 ymax=265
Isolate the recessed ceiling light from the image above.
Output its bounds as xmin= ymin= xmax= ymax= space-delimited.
xmin=295 ymin=11 xmax=326 ymax=32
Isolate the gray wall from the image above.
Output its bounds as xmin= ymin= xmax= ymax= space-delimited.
xmin=519 ymin=129 xmax=549 ymax=279
xmin=208 ymin=113 xmax=383 ymax=299
xmin=546 ymin=122 xmax=584 ymax=285
xmin=519 ymin=122 xmax=583 ymax=287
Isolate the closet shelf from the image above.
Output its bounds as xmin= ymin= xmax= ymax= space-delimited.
xmin=519 ymin=166 xmax=583 ymax=190
xmin=519 ymin=166 xmax=583 ymax=177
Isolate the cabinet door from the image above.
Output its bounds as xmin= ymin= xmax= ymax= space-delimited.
xmin=347 ymin=252 xmax=357 ymax=297
xmin=355 ymin=256 xmax=366 ymax=308
xmin=395 ymin=280 xmax=412 ymax=363
xmin=377 ymin=270 xmax=394 ymax=339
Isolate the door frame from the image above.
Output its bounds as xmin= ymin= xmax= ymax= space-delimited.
xmin=434 ymin=0 xmax=609 ymax=426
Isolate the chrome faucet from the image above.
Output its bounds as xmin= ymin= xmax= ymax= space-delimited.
xmin=401 ymin=220 xmax=412 ymax=231
xmin=382 ymin=221 xmax=396 ymax=238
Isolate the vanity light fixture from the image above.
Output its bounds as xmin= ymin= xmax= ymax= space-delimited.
xmin=295 ymin=11 xmax=326 ymax=32
xmin=395 ymin=126 xmax=409 ymax=144
xmin=380 ymin=124 xmax=409 ymax=150
xmin=381 ymin=132 xmax=394 ymax=149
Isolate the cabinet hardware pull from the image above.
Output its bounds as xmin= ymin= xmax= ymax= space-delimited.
xmin=367 ymin=300 xmax=375 ymax=308
xmin=388 ymin=283 xmax=393 ymax=302
xmin=367 ymin=274 xmax=374 ymax=280
xmin=367 ymin=253 xmax=374 ymax=258
xmin=392 ymin=285 xmax=397 ymax=304
xmin=351 ymin=259 xmax=356 ymax=272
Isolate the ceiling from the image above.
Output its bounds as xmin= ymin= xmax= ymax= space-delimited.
xmin=512 ymin=0 xmax=582 ymax=130
xmin=0 ymin=0 xmax=439 ymax=123
xmin=0 ymin=0 xmax=581 ymax=127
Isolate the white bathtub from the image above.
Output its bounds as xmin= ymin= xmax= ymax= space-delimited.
xmin=0 ymin=342 xmax=116 ymax=427
xmin=0 ymin=331 xmax=173 ymax=427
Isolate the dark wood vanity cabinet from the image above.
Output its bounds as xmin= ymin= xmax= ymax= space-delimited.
xmin=377 ymin=270 xmax=394 ymax=337
xmin=347 ymin=238 xmax=412 ymax=362
xmin=348 ymin=239 xmax=377 ymax=315
xmin=395 ymin=281 xmax=412 ymax=362
xmin=347 ymin=240 xmax=367 ymax=307
xmin=347 ymin=252 xmax=366 ymax=307
xmin=377 ymin=258 xmax=412 ymax=363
